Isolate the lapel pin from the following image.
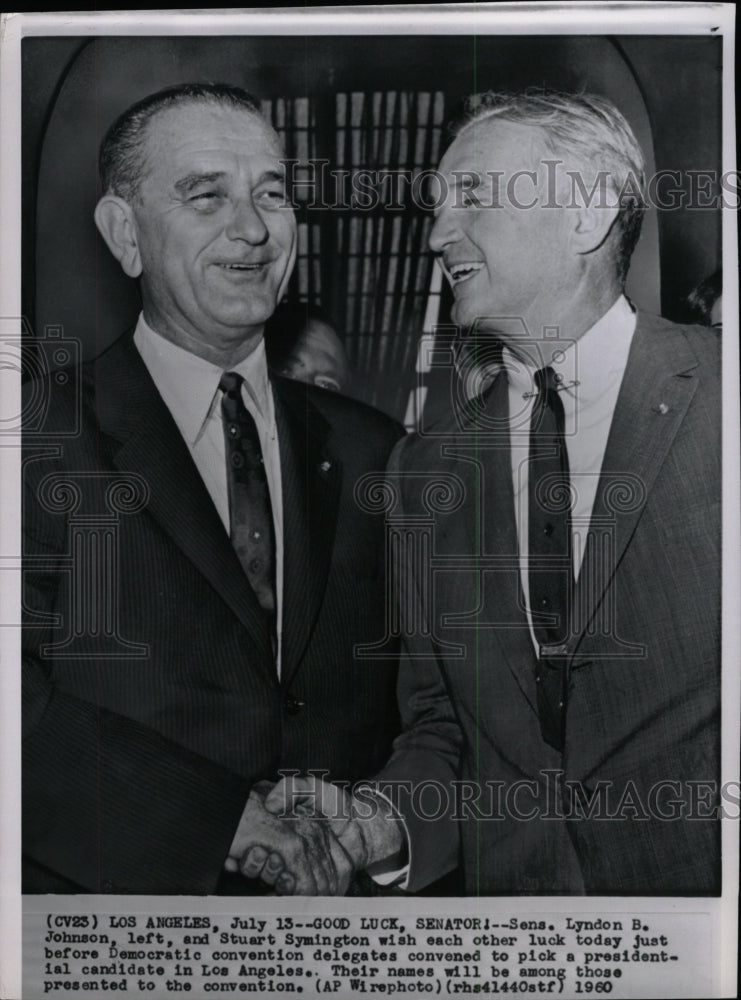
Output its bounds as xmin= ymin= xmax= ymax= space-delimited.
xmin=319 ymin=460 xmax=332 ymax=473
xmin=657 ymin=402 xmax=669 ymax=415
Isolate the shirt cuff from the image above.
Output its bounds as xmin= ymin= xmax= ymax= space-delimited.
xmin=354 ymin=783 xmax=411 ymax=889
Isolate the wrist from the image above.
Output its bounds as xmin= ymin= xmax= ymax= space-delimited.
xmin=349 ymin=789 xmax=405 ymax=870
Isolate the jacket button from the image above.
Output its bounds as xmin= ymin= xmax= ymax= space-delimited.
xmin=284 ymin=695 xmax=306 ymax=715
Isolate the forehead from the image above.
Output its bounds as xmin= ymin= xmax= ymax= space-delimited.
xmin=302 ymin=320 xmax=340 ymax=345
xmin=295 ymin=324 xmax=345 ymax=364
xmin=142 ymin=101 xmax=283 ymax=174
xmin=440 ymin=119 xmax=545 ymax=175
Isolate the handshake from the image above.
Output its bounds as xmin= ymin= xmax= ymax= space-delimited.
xmin=224 ymin=775 xmax=405 ymax=895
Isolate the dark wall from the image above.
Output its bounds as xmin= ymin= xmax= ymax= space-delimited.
xmin=617 ymin=36 xmax=722 ymax=319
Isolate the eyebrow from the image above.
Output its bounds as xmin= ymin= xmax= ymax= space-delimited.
xmin=257 ymin=169 xmax=287 ymax=185
xmin=450 ymin=172 xmax=482 ymax=190
xmin=174 ymin=172 xmax=227 ymax=196
xmin=173 ymin=168 xmax=286 ymax=196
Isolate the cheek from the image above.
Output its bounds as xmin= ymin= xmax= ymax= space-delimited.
xmin=535 ymin=211 xmax=570 ymax=257
xmin=474 ymin=215 xmax=527 ymax=270
xmin=273 ymin=216 xmax=297 ymax=254
xmin=503 ymin=223 xmax=562 ymax=288
xmin=157 ymin=213 xmax=214 ymax=255
xmin=139 ymin=223 xmax=181 ymax=276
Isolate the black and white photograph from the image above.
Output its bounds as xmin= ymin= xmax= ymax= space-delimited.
xmin=0 ymin=5 xmax=738 ymax=998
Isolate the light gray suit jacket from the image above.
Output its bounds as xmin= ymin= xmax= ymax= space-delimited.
xmin=377 ymin=312 xmax=720 ymax=895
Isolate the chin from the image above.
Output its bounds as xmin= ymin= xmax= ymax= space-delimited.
xmin=451 ymin=290 xmax=492 ymax=325
xmin=450 ymin=301 xmax=470 ymax=329
xmin=217 ymin=306 xmax=274 ymax=331
xmin=452 ymin=304 xmax=486 ymax=332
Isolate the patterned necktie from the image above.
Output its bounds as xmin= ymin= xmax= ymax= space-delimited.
xmin=220 ymin=371 xmax=276 ymax=619
xmin=528 ymin=366 xmax=573 ymax=751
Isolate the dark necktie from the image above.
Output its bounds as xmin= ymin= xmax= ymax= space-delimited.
xmin=220 ymin=371 xmax=276 ymax=620
xmin=528 ymin=366 xmax=573 ymax=751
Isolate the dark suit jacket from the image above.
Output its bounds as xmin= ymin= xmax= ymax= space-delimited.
xmin=22 ymin=331 xmax=403 ymax=894
xmin=377 ymin=312 xmax=721 ymax=895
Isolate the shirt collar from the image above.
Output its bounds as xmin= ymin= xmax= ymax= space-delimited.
xmin=503 ymin=295 xmax=636 ymax=405
xmin=133 ymin=313 xmax=272 ymax=446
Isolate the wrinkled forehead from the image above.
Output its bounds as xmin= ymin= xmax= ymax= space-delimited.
xmin=141 ymin=100 xmax=284 ymax=172
xmin=439 ymin=118 xmax=550 ymax=177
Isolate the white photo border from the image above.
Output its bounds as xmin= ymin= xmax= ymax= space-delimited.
xmin=1 ymin=5 xmax=737 ymax=999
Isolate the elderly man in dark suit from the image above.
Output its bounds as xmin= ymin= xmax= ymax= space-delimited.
xmin=22 ymin=83 xmax=402 ymax=895
xmin=258 ymin=89 xmax=721 ymax=896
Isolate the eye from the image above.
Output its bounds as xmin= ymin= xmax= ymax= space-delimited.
xmin=187 ymin=191 xmax=223 ymax=212
xmin=255 ymin=187 xmax=287 ymax=209
xmin=314 ymin=375 xmax=341 ymax=392
xmin=460 ymin=189 xmax=479 ymax=208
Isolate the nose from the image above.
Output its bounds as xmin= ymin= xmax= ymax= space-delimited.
xmin=225 ymin=197 xmax=269 ymax=244
xmin=428 ymin=205 xmax=459 ymax=254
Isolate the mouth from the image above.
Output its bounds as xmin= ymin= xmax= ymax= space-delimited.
xmin=444 ymin=261 xmax=485 ymax=286
xmin=215 ymin=261 xmax=271 ymax=272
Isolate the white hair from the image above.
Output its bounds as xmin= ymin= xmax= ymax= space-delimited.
xmin=454 ymin=89 xmax=647 ymax=282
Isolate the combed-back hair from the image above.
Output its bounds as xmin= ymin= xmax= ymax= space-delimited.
xmin=99 ymin=82 xmax=265 ymax=201
xmin=453 ymin=89 xmax=647 ymax=284
xmin=685 ymin=269 xmax=722 ymax=326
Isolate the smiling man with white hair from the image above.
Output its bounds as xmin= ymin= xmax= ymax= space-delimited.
xmin=256 ymin=88 xmax=721 ymax=897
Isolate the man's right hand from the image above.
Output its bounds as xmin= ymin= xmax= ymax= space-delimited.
xmin=224 ymin=787 xmax=354 ymax=895
xmin=234 ymin=775 xmax=406 ymax=894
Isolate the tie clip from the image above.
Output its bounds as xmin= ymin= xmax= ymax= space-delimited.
xmin=522 ymin=379 xmax=580 ymax=400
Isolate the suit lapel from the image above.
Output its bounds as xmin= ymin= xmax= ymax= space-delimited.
xmin=447 ymin=373 xmax=540 ymax=716
xmin=93 ymin=334 xmax=274 ymax=663
xmin=572 ymin=312 xmax=700 ymax=650
xmin=272 ymin=377 xmax=342 ymax=684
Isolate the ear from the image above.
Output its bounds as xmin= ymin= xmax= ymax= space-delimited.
xmin=570 ymin=194 xmax=620 ymax=256
xmin=94 ymin=195 xmax=142 ymax=278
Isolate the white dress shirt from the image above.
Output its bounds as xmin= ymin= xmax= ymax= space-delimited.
xmin=134 ymin=314 xmax=284 ymax=674
xmin=503 ymin=295 xmax=636 ymax=653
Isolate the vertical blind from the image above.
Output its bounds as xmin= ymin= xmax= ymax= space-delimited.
xmin=264 ymin=91 xmax=446 ymax=421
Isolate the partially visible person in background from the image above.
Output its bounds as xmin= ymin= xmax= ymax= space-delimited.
xmin=685 ymin=268 xmax=722 ymax=329
xmin=266 ymin=302 xmax=351 ymax=393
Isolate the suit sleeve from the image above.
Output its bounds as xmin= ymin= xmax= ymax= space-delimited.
xmin=370 ymin=441 xmax=463 ymax=892
xmin=22 ymin=477 xmax=249 ymax=894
